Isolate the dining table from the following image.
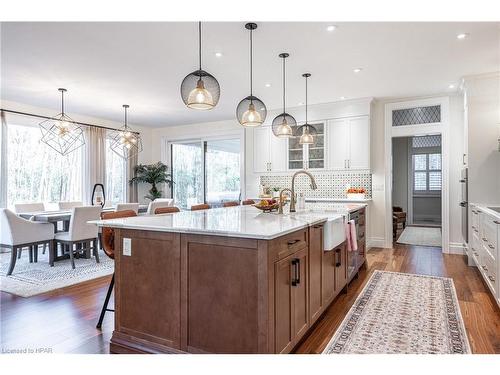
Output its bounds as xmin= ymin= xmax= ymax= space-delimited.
xmin=17 ymin=205 xmax=148 ymax=262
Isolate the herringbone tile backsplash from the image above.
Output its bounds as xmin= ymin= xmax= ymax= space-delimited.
xmin=260 ymin=170 xmax=372 ymax=199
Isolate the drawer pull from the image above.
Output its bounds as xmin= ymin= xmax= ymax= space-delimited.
xmin=287 ymin=239 xmax=300 ymax=246
xmin=291 ymin=259 xmax=298 ymax=286
xmin=335 ymin=248 xmax=341 ymax=267
xmin=488 ymin=276 xmax=495 ymax=282
xmin=482 ymin=265 xmax=488 ymax=271
xmin=482 ymin=237 xmax=487 ymax=242
xmin=488 ymin=244 xmax=495 ymax=250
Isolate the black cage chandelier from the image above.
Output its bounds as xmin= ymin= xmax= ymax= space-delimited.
xmin=272 ymin=53 xmax=297 ymax=138
xmin=296 ymin=73 xmax=317 ymax=145
xmin=109 ymin=105 xmax=143 ymax=160
xmin=180 ymin=22 xmax=220 ymax=110
xmin=39 ymin=88 xmax=85 ymax=156
xmin=236 ymin=23 xmax=267 ymax=127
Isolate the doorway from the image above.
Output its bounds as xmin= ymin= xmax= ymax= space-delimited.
xmin=392 ymin=135 xmax=442 ymax=247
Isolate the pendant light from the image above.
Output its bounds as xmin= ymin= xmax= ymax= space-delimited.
xmin=297 ymin=73 xmax=317 ymax=145
xmin=180 ymin=22 xmax=220 ymax=110
xmin=272 ymin=53 xmax=297 ymax=138
xmin=39 ymin=88 xmax=85 ymax=156
xmin=109 ymin=105 xmax=143 ymax=160
xmin=236 ymin=23 xmax=267 ymax=127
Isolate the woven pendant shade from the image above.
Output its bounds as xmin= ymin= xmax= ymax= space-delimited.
xmin=180 ymin=22 xmax=220 ymax=110
xmin=272 ymin=53 xmax=297 ymax=137
xmin=297 ymin=73 xmax=316 ymax=145
xmin=236 ymin=23 xmax=267 ymax=127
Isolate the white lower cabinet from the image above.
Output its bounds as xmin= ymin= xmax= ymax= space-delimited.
xmin=469 ymin=204 xmax=499 ymax=307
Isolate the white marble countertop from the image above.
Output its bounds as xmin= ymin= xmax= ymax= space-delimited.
xmin=89 ymin=205 xmax=361 ymax=240
xmin=470 ymin=203 xmax=500 ymax=220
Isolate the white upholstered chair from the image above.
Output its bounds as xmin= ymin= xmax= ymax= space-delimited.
xmin=0 ymin=209 xmax=54 ymax=275
xmin=115 ymin=203 xmax=140 ymax=214
xmin=14 ymin=203 xmax=45 ymax=213
xmin=54 ymin=206 xmax=102 ymax=269
xmin=146 ymin=199 xmax=174 ymax=215
xmin=57 ymin=201 xmax=83 ymax=210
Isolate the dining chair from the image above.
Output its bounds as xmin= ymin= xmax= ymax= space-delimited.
xmin=115 ymin=203 xmax=140 ymax=214
xmin=96 ymin=209 xmax=137 ymax=329
xmin=57 ymin=201 xmax=83 ymax=210
xmin=242 ymin=199 xmax=255 ymax=205
xmin=146 ymin=200 xmax=174 ymax=215
xmin=0 ymin=209 xmax=54 ymax=275
xmin=191 ymin=203 xmax=211 ymax=211
xmin=223 ymin=201 xmax=239 ymax=207
xmin=14 ymin=202 xmax=45 ymax=213
xmin=13 ymin=203 xmax=47 ymax=258
xmin=154 ymin=206 xmax=180 ymax=214
xmin=54 ymin=206 xmax=102 ymax=269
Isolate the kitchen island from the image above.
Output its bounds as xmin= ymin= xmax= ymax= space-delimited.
xmin=91 ymin=204 xmax=367 ymax=354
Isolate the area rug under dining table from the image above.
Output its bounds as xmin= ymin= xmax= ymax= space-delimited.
xmin=0 ymin=249 xmax=113 ymax=297
xmin=322 ymin=270 xmax=471 ymax=354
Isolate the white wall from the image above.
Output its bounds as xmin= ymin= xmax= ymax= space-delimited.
xmin=1 ymin=100 xmax=154 ymax=203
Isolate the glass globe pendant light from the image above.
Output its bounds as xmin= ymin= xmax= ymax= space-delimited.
xmin=39 ymin=88 xmax=85 ymax=156
xmin=109 ymin=104 xmax=143 ymax=160
xmin=297 ymin=73 xmax=317 ymax=145
xmin=236 ymin=23 xmax=267 ymax=127
xmin=181 ymin=22 xmax=220 ymax=110
xmin=272 ymin=53 xmax=297 ymax=138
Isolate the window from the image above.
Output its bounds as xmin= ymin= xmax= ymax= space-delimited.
xmin=6 ymin=123 xmax=83 ymax=208
xmin=105 ymin=135 xmax=127 ymax=206
xmin=392 ymin=105 xmax=441 ymax=127
xmin=412 ymin=153 xmax=442 ymax=193
xmin=170 ymin=138 xmax=241 ymax=209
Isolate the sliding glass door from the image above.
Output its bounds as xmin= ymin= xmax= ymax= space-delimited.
xmin=170 ymin=138 xmax=241 ymax=209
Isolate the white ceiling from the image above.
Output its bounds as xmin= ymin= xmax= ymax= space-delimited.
xmin=1 ymin=22 xmax=498 ymax=127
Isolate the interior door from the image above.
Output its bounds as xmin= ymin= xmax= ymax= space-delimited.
xmin=348 ymin=116 xmax=370 ymax=169
xmin=253 ymin=127 xmax=271 ymax=172
xmin=328 ymin=119 xmax=349 ymax=170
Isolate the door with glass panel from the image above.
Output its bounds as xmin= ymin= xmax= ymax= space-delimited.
xmin=170 ymin=138 xmax=241 ymax=209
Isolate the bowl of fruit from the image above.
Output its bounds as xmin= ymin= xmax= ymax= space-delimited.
xmin=253 ymin=198 xmax=280 ymax=212
xmin=346 ymin=187 xmax=366 ymax=200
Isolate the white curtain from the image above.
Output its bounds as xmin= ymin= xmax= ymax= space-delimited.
xmin=126 ymin=150 xmax=139 ymax=203
xmin=0 ymin=111 xmax=8 ymax=208
xmin=83 ymin=126 xmax=106 ymax=205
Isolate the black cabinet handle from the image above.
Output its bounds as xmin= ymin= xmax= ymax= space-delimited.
xmin=296 ymin=258 xmax=301 ymax=285
xmin=291 ymin=259 xmax=298 ymax=286
xmin=335 ymin=248 xmax=341 ymax=267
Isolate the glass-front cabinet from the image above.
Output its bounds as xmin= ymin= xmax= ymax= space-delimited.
xmin=288 ymin=122 xmax=325 ymax=170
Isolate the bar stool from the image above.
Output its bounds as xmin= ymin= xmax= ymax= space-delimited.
xmin=223 ymin=201 xmax=239 ymax=207
xmin=154 ymin=206 xmax=180 ymax=214
xmin=96 ymin=209 xmax=137 ymax=329
xmin=242 ymin=199 xmax=255 ymax=205
xmin=191 ymin=204 xmax=210 ymax=211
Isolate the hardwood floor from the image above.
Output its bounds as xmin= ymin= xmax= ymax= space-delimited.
xmin=1 ymin=244 xmax=499 ymax=354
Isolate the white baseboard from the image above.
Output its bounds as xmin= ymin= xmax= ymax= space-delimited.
xmin=367 ymin=237 xmax=387 ymax=250
xmin=448 ymin=242 xmax=466 ymax=255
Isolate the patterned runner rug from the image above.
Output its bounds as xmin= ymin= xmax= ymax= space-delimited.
xmin=0 ymin=249 xmax=113 ymax=297
xmin=323 ymin=270 xmax=471 ymax=354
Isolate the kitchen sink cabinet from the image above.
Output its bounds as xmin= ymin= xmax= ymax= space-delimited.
xmin=274 ymin=247 xmax=309 ymax=353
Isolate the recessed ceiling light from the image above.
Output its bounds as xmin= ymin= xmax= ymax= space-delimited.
xmin=456 ymin=33 xmax=468 ymax=40
xmin=353 ymin=68 xmax=362 ymax=73
xmin=448 ymin=84 xmax=455 ymax=89
xmin=215 ymin=52 xmax=223 ymax=57
xmin=340 ymin=96 xmax=346 ymax=100
xmin=326 ymin=25 xmax=337 ymax=32
xmin=265 ymin=83 xmax=271 ymax=88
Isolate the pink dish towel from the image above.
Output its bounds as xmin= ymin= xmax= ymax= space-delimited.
xmin=345 ymin=220 xmax=358 ymax=252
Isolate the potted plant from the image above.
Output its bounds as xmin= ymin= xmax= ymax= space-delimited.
xmin=129 ymin=162 xmax=174 ymax=201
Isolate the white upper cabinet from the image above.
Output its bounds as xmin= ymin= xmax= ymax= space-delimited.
xmin=348 ymin=116 xmax=370 ymax=170
xmin=252 ymin=127 xmax=287 ymax=173
xmin=327 ymin=116 xmax=370 ymax=170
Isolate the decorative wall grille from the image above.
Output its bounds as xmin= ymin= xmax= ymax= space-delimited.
xmin=392 ymin=105 xmax=441 ymax=127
